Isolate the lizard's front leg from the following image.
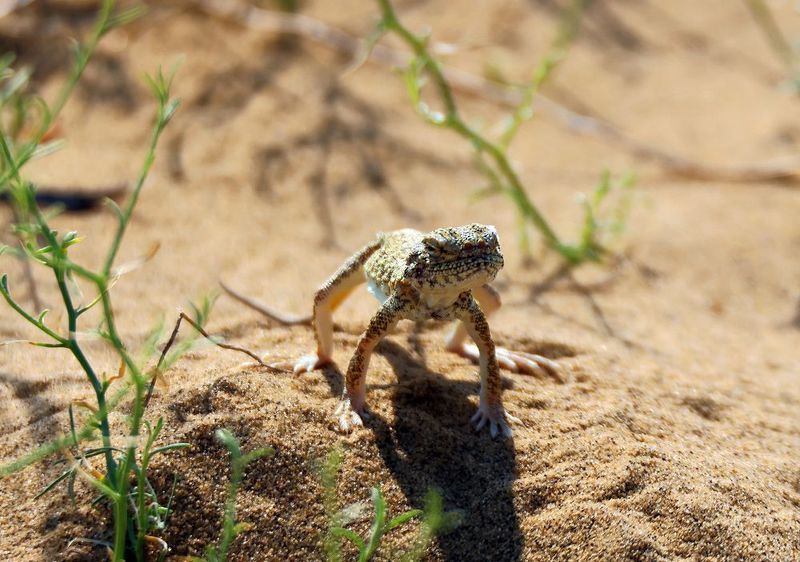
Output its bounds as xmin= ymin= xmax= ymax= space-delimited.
xmin=337 ymin=292 xmax=411 ymax=432
xmin=446 ymin=284 xmax=560 ymax=381
xmin=454 ymin=292 xmax=519 ymax=439
xmin=291 ymin=240 xmax=381 ymax=374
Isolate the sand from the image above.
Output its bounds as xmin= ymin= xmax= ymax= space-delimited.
xmin=1 ymin=0 xmax=799 ymax=560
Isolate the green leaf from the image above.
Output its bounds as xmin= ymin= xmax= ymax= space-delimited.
xmin=153 ymin=415 xmax=164 ymax=437
xmin=1 ymin=66 xmax=31 ymax=101
xmin=149 ymin=443 xmax=191 ymax=457
xmin=79 ymin=469 xmax=120 ymax=502
xmin=240 ymin=447 xmax=275 ymax=466
xmin=31 ymin=139 xmax=66 ymax=161
xmin=83 ymin=446 xmax=125 ymax=458
xmin=231 ymin=521 xmax=254 ymax=535
xmin=371 ymin=486 xmax=387 ymax=527
xmin=106 ymin=4 xmax=148 ymax=30
xmin=0 ymin=52 xmax=16 ymax=73
xmin=30 ymin=341 xmax=66 ymax=348
xmin=34 ymin=468 xmax=74 ymax=499
xmin=330 ymin=527 xmax=365 ymax=550
xmin=343 ymin=21 xmax=386 ymax=76
xmin=215 ymin=428 xmax=242 ymax=459
xmin=62 ymin=231 xmax=80 ymax=248
xmin=404 ymin=57 xmax=427 ymax=107
xmin=385 ymin=509 xmax=423 ymax=531
xmin=360 ymin=487 xmax=388 ymax=562
xmin=161 ymin=98 xmax=181 ymax=125
xmin=105 ymin=197 xmax=124 ymax=221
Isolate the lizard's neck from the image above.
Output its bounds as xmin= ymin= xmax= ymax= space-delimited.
xmin=420 ymin=286 xmax=469 ymax=309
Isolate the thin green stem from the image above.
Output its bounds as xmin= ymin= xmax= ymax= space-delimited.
xmin=0 ymin=6 xmax=180 ymax=558
xmin=135 ymin=424 xmax=158 ymax=562
xmin=448 ymin=119 xmax=562 ymax=247
xmin=112 ymin=490 xmax=128 ymax=562
xmin=25 ymin=201 xmax=121 ymax=483
xmin=0 ymin=276 xmax=65 ymax=344
xmin=103 ymin=96 xmax=174 ymax=276
xmin=9 ymin=0 xmax=115 ymax=174
xmin=375 ymin=0 xmax=566 ymax=253
xmin=742 ymin=0 xmax=795 ymax=71
xmin=69 ymin=340 xmax=118 ymax=481
xmin=377 ymin=0 xmax=456 ymax=115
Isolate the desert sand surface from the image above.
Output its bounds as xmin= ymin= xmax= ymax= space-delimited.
xmin=1 ymin=0 xmax=799 ymax=560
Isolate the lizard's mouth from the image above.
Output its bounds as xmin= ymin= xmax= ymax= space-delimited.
xmin=427 ymin=253 xmax=504 ymax=281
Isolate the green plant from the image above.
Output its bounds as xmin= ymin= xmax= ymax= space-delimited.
xmin=199 ymin=429 xmax=275 ymax=562
xmin=397 ymin=490 xmax=463 ymax=562
xmin=320 ymin=447 xmax=460 ymax=561
xmin=0 ymin=2 xmax=198 ymax=560
xmin=330 ymin=486 xmax=422 ymax=562
xmin=320 ymin=446 xmax=346 ymax=562
xmin=370 ymin=0 xmax=635 ymax=264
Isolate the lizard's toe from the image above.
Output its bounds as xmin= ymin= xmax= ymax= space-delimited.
xmin=286 ymin=354 xmax=330 ymax=375
xmin=335 ymin=397 xmax=368 ymax=433
xmin=471 ymin=403 xmax=516 ymax=439
xmin=495 ymin=353 xmax=519 ymax=373
xmin=451 ymin=343 xmax=562 ymax=378
xmin=471 ymin=409 xmax=488 ymax=432
xmin=495 ymin=347 xmax=562 ymax=382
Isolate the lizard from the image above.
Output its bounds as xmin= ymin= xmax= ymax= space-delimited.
xmin=221 ymin=223 xmax=559 ymax=438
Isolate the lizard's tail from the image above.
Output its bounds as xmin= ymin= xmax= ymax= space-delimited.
xmin=219 ymin=280 xmax=313 ymax=326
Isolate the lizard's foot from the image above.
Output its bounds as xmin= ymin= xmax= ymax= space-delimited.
xmin=270 ymin=354 xmax=331 ymax=375
xmin=334 ymin=395 xmax=369 ymax=433
xmin=470 ymin=401 xmax=520 ymax=439
xmin=449 ymin=343 xmax=561 ymax=382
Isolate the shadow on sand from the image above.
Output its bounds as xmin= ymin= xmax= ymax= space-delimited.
xmin=367 ymin=338 xmax=522 ymax=562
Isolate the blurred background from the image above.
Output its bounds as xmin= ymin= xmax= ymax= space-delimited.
xmin=1 ymin=1 xmax=799 ymax=560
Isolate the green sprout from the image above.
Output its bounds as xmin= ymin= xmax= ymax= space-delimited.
xmin=320 ymin=447 xmax=460 ymax=561
xmin=199 ymin=429 xmax=275 ymax=562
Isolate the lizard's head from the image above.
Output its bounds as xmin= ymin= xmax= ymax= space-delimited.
xmin=406 ymin=224 xmax=504 ymax=291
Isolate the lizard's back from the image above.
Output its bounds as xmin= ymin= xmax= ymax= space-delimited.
xmin=363 ymin=228 xmax=423 ymax=301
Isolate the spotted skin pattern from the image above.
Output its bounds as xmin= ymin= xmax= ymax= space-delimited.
xmin=223 ymin=224 xmax=559 ymax=439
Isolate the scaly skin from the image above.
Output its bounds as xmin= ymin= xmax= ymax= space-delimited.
xmin=222 ymin=223 xmax=560 ymax=439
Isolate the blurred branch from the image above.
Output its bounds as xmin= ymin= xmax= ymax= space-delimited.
xmin=192 ymin=0 xmax=800 ymax=184
xmin=742 ymin=0 xmax=796 ymax=71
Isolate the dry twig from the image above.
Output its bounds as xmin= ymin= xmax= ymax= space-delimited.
xmin=143 ymin=311 xmax=280 ymax=408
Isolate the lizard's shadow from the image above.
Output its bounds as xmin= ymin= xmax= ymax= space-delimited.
xmin=372 ymin=337 xmax=523 ymax=562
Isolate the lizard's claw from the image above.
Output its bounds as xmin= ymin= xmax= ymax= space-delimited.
xmin=334 ymin=396 xmax=369 ymax=433
xmin=270 ymin=354 xmax=331 ymax=375
xmin=471 ymin=402 xmax=519 ymax=439
xmin=453 ymin=343 xmax=562 ymax=382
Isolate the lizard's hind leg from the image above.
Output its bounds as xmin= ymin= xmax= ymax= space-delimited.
xmin=453 ymin=292 xmax=518 ymax=439
xmin=445 ymin=284 xmax=560 ymax=380
xmin=293 ymin=239 xmax=382 ymax=374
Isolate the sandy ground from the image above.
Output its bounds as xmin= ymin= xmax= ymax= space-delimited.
xmin=1 ymin=0 xmax=799 ymax=560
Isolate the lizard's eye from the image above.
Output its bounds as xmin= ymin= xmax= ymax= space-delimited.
xmin=463 ymin=242 xmax=474 ymax=251
xmin=423 ymin=239 xmax=440 ymax=252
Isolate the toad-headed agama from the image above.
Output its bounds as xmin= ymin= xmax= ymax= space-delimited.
xmin=221 ymin=224 xmax=559 ymax=438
